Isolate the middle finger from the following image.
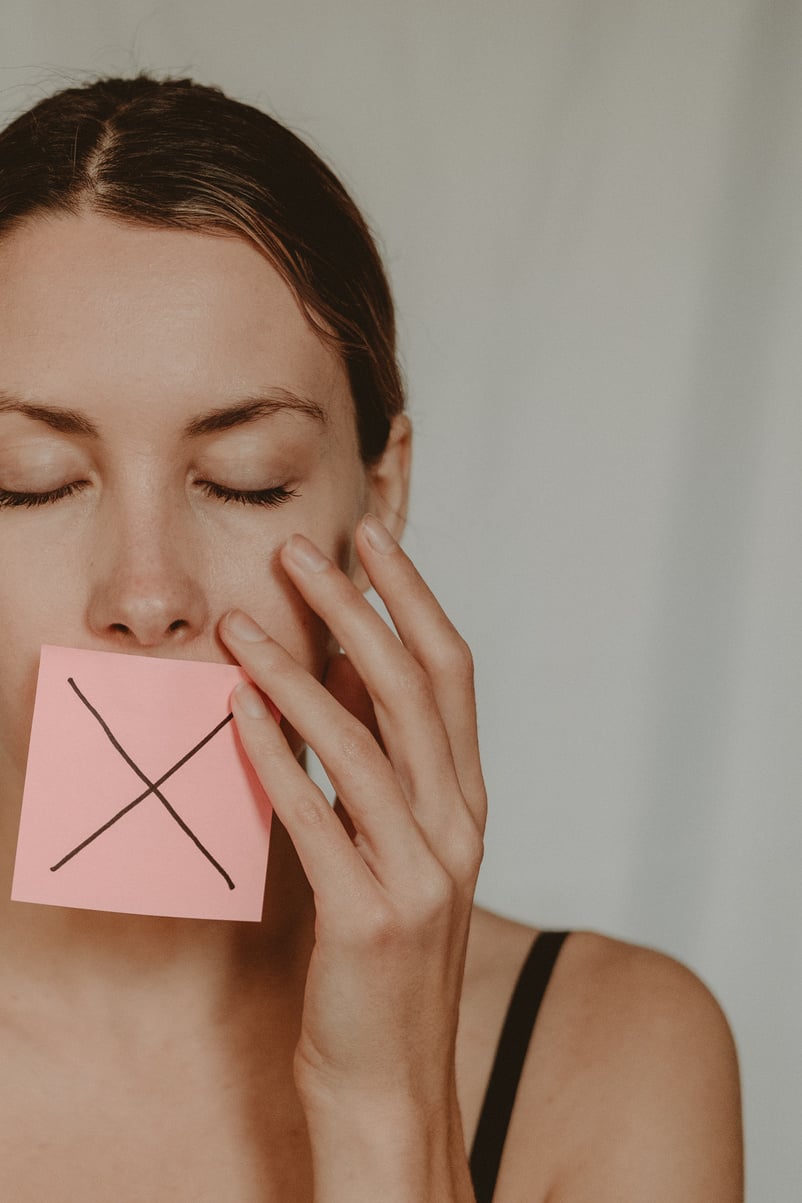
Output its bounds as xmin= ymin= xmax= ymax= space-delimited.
xmin=279 ymin=534 xmax=460 ymax=807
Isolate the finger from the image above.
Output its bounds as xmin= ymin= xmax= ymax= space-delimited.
xmin=222 ymin=616 xmax=433 ymax=884
xmin=281 ymin=527 xmax=486 ymax=833
xmin=324 ymin=652 xmax=381 ymax=747
xmin=279 ymin=535 xmax=461 ymax=818
xmin=356 ymin=516 xmax=486 ymax=830
xmin=230 ymin=681 xmax=375 ymax=908
xmin=324 ymin=653 xmax=380 ymax=840
xmin=323 ymin=651 xmax=480 ymax=887
xmin=324 ymin=653 xmax=376 ymax=841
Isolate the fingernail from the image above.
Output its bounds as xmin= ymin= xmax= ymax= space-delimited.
xmin=233 ymin=681 xmax=268 ymax=717
xmin=284 ymin=533 xmax=331 ymax=572
xmin=225 ymin=609 xmax=267 ymax=642
xmin=361 ymin=513 xmax=396 ymax=553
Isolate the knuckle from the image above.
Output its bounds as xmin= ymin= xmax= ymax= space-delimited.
xmin=455 ymin=826 xmax=484 ymax=883
xmin=256 ymin=638 xmax=295 ymax=681
xmin=334 ymin=718 xmax=376 ymax=767
xmin=454 ymin=818 xmax=484 ymax=865
xmin=354 ymin=900 xmax=400 ymax=947
xmin=471 ymin=785 xmax=489 ymax=833
xmin=292 ymin=787 xmax=329 ymax=829
xmin=413 ymin=865 xmax=455 ymax=921
xmin=391 ymin=658 xmax=432 ymax=705
xmin=434 ymin=810 xmax=484 ymax=887
xmin=429 ymin=631 xmax=474 ymax=682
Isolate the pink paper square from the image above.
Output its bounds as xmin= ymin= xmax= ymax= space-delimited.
xmin=11 ymin=645 xmax=273 ymax=921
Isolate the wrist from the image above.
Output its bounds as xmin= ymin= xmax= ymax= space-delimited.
xmin=304 ymin=1089 xmax=475 ymax=1203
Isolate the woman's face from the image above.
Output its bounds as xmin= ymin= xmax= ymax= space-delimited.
xmin=0 ymin=212 xmax=381 ymax=785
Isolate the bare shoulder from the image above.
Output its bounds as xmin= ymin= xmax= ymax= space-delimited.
xmin=461 ymin=909 xmax=744 ymax=1203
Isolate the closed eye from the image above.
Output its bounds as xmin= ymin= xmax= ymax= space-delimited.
xmin=0 ymin=481 xmax=91 ymax=508
xmin=0 ymin=480 xmax=299 ymax=509
xmin=196 ymin=481 xmax=299 ymax=507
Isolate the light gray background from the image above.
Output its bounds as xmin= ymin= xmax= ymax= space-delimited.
xmin=1 ymin=3 xmax=799 ymax=1198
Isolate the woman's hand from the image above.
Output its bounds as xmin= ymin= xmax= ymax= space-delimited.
xmin=220 ymin=514 xmax=485 ymax=1203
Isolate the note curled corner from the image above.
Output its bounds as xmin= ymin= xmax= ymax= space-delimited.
xmin=11 ymin=645 xmax=274 ymax=921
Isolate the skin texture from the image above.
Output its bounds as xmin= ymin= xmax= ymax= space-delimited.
xmin=0 ymin=212 xmax=743 ymax=1202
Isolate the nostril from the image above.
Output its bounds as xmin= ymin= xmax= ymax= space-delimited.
xmin=106 ymin=619 xmax=187 ymax=641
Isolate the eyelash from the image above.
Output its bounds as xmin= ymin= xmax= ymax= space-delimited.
xmin=0 ymin=482 xmax=91 ymax=509
xmin=0 ymin=481 xmax=299 ymax=510
xmin=195 ymin=481 xmax=299 ymax=507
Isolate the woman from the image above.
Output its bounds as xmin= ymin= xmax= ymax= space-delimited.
xmin=0 ymin=75 xmax=742 ymax=1201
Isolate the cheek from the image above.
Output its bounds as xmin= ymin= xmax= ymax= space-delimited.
xmin=0 ymin=562 xmax=70 ymax=780
xmin=215 ymin=521 xmax=352 ymax=680
xmin=259 ymin=546 xmax=334 ymax=679
xmin=0 ymin=642 xmax=39 ymax=782
xmin=0 ymin=526 xmax=90 ymax=639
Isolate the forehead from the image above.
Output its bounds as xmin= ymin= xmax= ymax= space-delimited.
xmin=0 ymin=212 xmax=351 ymax=427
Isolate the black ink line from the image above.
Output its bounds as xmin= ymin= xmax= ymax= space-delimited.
xmin=52 ymin=692 xmax=234 ymax=866
xmin=50 ymin=678 xmax=235 ymax=889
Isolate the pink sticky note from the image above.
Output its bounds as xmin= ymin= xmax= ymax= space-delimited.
xmin=11 ymin=645 xmax=273 ymax=921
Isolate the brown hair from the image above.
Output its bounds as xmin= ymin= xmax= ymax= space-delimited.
xmin=0 ymin=74 xmax=404 ymax=462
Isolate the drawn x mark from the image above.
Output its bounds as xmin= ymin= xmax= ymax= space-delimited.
xmin=50 ymin=677 xmax=235 ymax=889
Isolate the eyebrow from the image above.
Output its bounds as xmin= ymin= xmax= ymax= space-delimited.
xmin=182 ymin=391 xmax=327 ymax=437
xmin=0 ymin=391 xmax=99 ymax=436
xmin=0 ymin=388 xmax=328 ymax=438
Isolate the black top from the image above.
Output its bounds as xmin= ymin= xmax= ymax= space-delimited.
xmin=468 ymin=930 xmax=570 ymax=1203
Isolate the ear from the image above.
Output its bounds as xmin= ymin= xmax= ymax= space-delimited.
xmin=353 ymin=413 xmax=412 ymax=592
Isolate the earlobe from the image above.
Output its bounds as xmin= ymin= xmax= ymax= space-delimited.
xmin=353 ymin=413 xmax=412 ymax=592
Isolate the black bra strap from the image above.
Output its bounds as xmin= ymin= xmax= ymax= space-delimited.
xmin=469 ymin=930 xmax=569 ymax=1203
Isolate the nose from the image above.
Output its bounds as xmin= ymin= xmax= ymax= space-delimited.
xmin=86 ymin=508 xmax=209 ymax=650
